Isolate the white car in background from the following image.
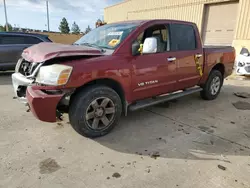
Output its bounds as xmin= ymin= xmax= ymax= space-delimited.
xmin=235 ymin=47 xmax=250 ymax=76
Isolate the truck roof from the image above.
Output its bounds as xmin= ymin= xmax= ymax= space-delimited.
xmin=111 ymin=19 xmax=195 ymax=25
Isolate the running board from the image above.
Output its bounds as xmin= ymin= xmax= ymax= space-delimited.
xmin=129 ymin=87 xmax=203 ymax=111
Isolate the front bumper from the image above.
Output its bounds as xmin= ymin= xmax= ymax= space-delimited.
xmin=12 ymin=73 xmax=34 ymax=103
xmin=236 ymin=66 xmax=250 ymax=75
xmin=26 ymin=86 xmax=64 ymax=122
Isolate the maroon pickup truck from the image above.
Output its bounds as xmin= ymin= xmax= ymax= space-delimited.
xmin=12 ymin=19 xmax=235 ymax=138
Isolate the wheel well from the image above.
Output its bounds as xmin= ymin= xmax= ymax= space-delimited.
xmin=71 ymin=78 xmax=127 ymax=114
xmin=212 ymin=63 xmax=225 ymax=77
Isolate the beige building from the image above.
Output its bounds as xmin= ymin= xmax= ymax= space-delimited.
xmin=104 ymin=0 xmax=250 ymax=54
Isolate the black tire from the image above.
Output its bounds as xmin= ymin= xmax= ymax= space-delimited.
xmin=69 ymin=85 xmax=122 ymax=138
xmin=200 ymin=70 xmax=223 ymax=100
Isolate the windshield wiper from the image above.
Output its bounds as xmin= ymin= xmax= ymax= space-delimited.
xmin=80 ymin=42 xmax=106 ymax=52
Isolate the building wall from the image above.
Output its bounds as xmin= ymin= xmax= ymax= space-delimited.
xmin=233 ymin=0 xmax=250 ymax=54
xmin=104 ymin=0 xmax=250 ymax=54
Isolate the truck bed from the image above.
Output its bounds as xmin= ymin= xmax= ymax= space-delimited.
xmin=203 ymin=45 xmax=235 ymax=53
xmin=202 ymin=45 xmax=235 ymax=79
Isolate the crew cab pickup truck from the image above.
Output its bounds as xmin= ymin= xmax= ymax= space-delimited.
xmin=12 ymin=19 xmax=235 ymax=138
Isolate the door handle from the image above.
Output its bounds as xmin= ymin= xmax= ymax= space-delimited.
xmin=167 ymin=57 xmax=176 ymax=62
xmin=195 ymin=54 xmax=203 ymax=58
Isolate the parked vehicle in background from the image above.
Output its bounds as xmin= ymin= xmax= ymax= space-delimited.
xmin=12 ymin=19 xmax=235 ymax=138
xmin=0 ymin=32 xmax=52 ymax=71
xmin=235 ymin=47 xmax=250 ymax=76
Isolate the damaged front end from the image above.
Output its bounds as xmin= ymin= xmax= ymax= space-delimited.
xmin=11 ymin=42 xmax=105 ymax=122
xmin=12 ymin=58 xmax=74 ymax=122
xmin=12 ymin=58 xmax=42 ymax=102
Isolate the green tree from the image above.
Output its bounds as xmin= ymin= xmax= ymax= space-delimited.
xmin=0 ymin=25 xmax=4 ymax=32
xmin=3 ymin=23 xmax=13 ymax=31
xmin=85 ymin=25 xmax=91 ymax=34
xmin=71 ymin=22 xmax=81 ymax=34
xmin=59 ymin=17 xmax=70 ymax=34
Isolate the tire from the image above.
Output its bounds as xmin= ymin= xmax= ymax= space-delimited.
xmin=69 ymin=85 xmax=122 ymax=138
xmin=200 ymin=70 xmax=223 ymax=100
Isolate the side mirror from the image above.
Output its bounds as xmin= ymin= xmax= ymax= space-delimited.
xmin=132 ymin=40 xmax=140 ymax=56
xmin=142 ymin=37 xmax=157 ymax=54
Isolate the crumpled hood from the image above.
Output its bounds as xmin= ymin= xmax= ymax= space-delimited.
xmin=22 ymin=42 xmax=103 ymax=63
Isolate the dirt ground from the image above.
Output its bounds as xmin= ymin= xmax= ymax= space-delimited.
xmin=0 ymin=73 xmax=250 ymax=188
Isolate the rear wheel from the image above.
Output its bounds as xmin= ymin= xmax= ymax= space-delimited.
xmin=69 ymin=85 xmax=122 ymax=138
xmin=200 ymin=70 xmax=223 ymax=100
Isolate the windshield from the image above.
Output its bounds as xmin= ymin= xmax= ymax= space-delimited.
xmin=74 ymin=23 xmax=139 ymax=50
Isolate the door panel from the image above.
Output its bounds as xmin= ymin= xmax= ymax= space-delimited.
xmin=170 ymin=23 xmax=203 ymax=90
xmin=131 ymin=23 xmax=177 ymax=101
xmin=0 ymin=44 xmax=28 ymax=63
xmin=175 ymin=50 xmax=204 ymax=90
xmin=131 ymin=52 xmax=177 ymax=101
xmin=0 ymin=34 xmax=33 ymax=70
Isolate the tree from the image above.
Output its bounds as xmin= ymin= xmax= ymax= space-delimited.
xmin=59 ymin=17 xmax=70 ymax=34
xmin=0 ymin=25 xmax=4 ymax=32
xmin=71 ymin=22 xmax=81 ymax=34
xmin=85 ymin=25 xmax=91 ymax=34
xmin=2 ymin=23 xmax=13 ymax=31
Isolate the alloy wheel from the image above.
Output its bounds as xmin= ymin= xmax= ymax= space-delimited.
xmin=210 ymin=76 xmax=221 ymax=95
xmin=85 ymin=97 xmax=116 ymax=130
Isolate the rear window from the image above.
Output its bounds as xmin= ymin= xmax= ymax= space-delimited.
xmin=170 ymin=24 xmax=197 ymax=51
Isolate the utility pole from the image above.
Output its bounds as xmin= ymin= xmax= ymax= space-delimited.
xmin=46 ymin=0 xmax=50 ymax=32
xmin=3 ymin=0 xmax=9 ymax=31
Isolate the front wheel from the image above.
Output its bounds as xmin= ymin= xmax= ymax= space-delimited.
xmin=200 ymin=70 xmax=223 ymax=100
xmin=69 ymin=85 xmax=122 ymax=138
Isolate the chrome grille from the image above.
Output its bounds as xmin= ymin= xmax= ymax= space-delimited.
xmin=15 ymin=59 xmax=41 ymax=77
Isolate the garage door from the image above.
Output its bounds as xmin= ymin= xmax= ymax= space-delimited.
xmin=202 ymin=2 xmax=239 ymax=46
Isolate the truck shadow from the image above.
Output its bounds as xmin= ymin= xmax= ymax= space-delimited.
xmin=0 ymin=71 xmax=13 ymax=85
xmin=95 ymin=84 xmax=250 ymax=161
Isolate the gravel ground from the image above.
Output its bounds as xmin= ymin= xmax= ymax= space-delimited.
xmin=0 ymin=73 xmax=250 ymax=188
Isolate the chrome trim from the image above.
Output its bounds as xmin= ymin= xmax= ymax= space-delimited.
xmin=12 ymin=73 xmax=34 ymax=85
xmin=167 ymin=57 xmax=176 ymax=61
xmin=196 ymin=54 xmax=203 ymax=58
xmin=12 ymin=73 xmax=34 ymax=97
xmin=27 ymin=63 xmax=43 ymax=78
xmin=15 ymin=58 xmax=23 ymax=73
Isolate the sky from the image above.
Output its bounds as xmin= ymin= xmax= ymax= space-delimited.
xmin=0 ymin=0 xmax=122 ymax=32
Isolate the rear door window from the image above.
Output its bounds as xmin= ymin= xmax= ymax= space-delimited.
xmin=170 ymin=24 xmax=197 ymax=51
xmin=0 ymin=35 xmax=43 ymax=45
xmin=0 ymin=35 xmax=26 ymax=45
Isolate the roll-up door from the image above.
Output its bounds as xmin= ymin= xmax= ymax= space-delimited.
xmin=202 ymin=2 xmax=239 ymax=46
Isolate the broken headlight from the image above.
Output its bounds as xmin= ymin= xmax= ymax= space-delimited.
xmin=36 ymin=64 xmax=72 ymax=86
